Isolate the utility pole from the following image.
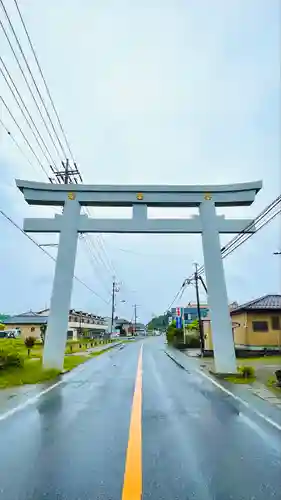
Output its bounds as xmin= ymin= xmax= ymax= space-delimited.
xmin=110 ymin=278 xmax=119 ymax=335
xmin=110 ymin=279 xmax=116 ymax=335
xmin=50 ymin=159 xmax=82 ymax=185
xmin=133 ymin=304 xmax=137 ymax=336
xmin=194 ymin=263 xmax=205 ymax=356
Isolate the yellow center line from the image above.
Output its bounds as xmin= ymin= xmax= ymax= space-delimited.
xmin=122 ymin=344 xmax=143 ymax=500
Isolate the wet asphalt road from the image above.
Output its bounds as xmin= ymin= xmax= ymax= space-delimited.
xmin=0 ymin=337 xmax=280 ymax=500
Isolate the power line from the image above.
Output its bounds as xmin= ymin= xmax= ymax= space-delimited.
xmin=80 ymin=237 xmax=112 ymax=295
xmin=0 ymin=0 xmax=68 ymax=159
xmin=0 ymin=13 xmax=62 ymax=161
xmin=0 ymin=115 xmax=39 ymax=174
xmin=0 ymin=60 xmax=58 ymax=169
xmin=166 ymin=197 xmax=281 ymax=311
xmin=12 ymin=0 xmax=76 ymax=163
xmin=1 ymin=96 xmax=49 ymax=178
xmin=1 ymin=1 xmax=127 ymax=299
xmin=190 ymin=195 xmax=281 ymax=279
xmin=0 ymin=208 xmax=109 ymax=303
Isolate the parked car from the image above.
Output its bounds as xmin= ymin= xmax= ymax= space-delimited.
xmin=0 ymin=329 xmax=21 ymax=339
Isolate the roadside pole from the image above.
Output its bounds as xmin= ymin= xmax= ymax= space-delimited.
xmin=194 ymin=263 xmax=205 ymax=357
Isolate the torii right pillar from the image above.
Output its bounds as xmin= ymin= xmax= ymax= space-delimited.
xmin=199 ymin=197 xmax=236 ymax=373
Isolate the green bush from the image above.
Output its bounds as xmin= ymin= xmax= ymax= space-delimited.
xmin=186 ymin=335 xmax=201 ymax=348
xmin=0 ymin=348 xmax=24 ymax=369
xmin=24 ymin=336 xmax=36 ymax=356
xmin=238 ymin=365 xmax=255 ymax=379
xmin=166 ymin=325 xmax=176 ymax=344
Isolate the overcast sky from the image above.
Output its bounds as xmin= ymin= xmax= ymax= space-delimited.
xmin=0 ymin=0 xmax=280 ymax=322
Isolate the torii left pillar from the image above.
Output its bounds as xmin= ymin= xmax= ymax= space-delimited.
xmin=43 ymin=196 xmax=81 ymax=370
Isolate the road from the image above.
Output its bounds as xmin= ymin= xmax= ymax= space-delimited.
xmin=0 ymin=337 xmax=280 ymax=499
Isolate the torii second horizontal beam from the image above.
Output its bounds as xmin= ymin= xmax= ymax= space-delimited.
xmin=23 ymin=216 xmax=256 ymax=234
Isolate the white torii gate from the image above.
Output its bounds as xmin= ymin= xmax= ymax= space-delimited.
xmin=16 ymin=179 xmax=262 ymax=373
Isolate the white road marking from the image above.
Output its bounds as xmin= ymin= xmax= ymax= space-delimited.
xmin=0 ymin=362 xmax=91 ymax=423
xmin=196 ymin=368 xmax=281 ymax=432
xmin=0 ymin=343 xmax=124 ymax=422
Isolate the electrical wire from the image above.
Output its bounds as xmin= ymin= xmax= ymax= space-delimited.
xmin=1 ymin=96 xmax=49 ymax=178
xmin=0 ymin=14 xmax=62 ymax=161
xmin=12 ymin=0 xmax=76 ymax=163
xmin=0 ymin=115 xmax=39 ymax=174
xmin=0 ymin=208 xmax=109 ymax=303
xmin=166 ymin=197 xmax=281 ymax=311
xmin=190 ymin=195 xmax=281 ymax=278
xmin=80 ymin=237 xmax=112 ymax=295
xmin=1 ymin=0 xmax=131 ymax=301
xmin=0 ymin=56 xmax=56 ymax=167
xmin=0 ymin=61 xmax=58 ymax=169
xmin=0 ymin=0 xmax=68 ymax=159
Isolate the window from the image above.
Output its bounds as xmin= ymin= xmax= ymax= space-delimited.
xmin=31 ymin=327 xmax=35 ymax=332
xmin=252 ymin=321 xmax=268 ymax=332
xmin=271 ymin=316 xmax=280 ymax=330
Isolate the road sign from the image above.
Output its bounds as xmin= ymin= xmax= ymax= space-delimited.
xmin=176 ymin=316 xmax=182 ymax=329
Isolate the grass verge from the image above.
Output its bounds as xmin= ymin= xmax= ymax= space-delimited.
xmin=224 ymin=376 xmax=256 ymax=384
xmin=0 ymin=359 xmax=60 ymax=389
xmin=63 ymin=355 xmax=88 ymax=371
xmin=0 ymin=347 xmax=113 ymax=388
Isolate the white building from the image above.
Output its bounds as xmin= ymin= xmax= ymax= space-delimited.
xmin=37 ymin=308 xmax=107 ymax=340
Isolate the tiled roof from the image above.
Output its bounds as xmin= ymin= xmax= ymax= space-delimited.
xmin=3 ymin=315 xmax=48 ymax=325
xmin=231 ymin=294 xmax=281 ymax=313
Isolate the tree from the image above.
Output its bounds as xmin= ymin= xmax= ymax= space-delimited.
xmin=147 ymin=313 xmax=171 ymax=331
xmin=40 ymin=324 xmax=47 ymax=344
xmin=0 ymin=323 xmax=5 ymax=331
xmin=188 ymin=319 xmax=199 ymax=332
xmin=24 ymin=336 xmax=36 ymax=357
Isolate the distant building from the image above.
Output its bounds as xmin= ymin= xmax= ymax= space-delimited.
xmin=2 ymin=308 xmax=107 ymax=340
xmin=171 ymin=303 xmax=209 ymax=326
xmin=204 ymin=294 xmax=281 ymax=354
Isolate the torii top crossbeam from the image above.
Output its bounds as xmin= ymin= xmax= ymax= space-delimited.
xmin=16 ymin=180 xmax=262 ymax=207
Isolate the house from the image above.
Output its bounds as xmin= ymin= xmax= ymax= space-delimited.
xmin=2 ymin=308 xmax=107 ymax=340
xmin=204 ymin=294 xmax=281 ymax=355
xmin=2 ymin=311 xmax=47 ymax=340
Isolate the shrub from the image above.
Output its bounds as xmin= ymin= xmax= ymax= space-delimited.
xmin=24 ymin=336 xmax=36 ymax=357
xmin=186 ymin=335 xmax=201 ymax=348
xmin=166 ymin=325 xmax=176 ymax=344
xmin=0 ymin=348 xmax=24 ymax=369
xmin=238 ymin=365 xmax=255 ymax=379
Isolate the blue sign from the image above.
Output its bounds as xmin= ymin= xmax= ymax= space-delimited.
xmin=176 ymin=316 xmax=182 ymax=329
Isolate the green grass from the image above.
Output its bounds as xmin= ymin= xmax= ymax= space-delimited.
xmin=0 ymin=338 xmax=43 ymax=360
xmin=0 ymin=339 xmax=118 ymax=388
xmin=225 ymin=376 xmax=256 ymax=384
xmin=238 ymin=356 xmax=281 ymax=364
xmin=63 ymin=355 xmax=88 ymax=371
xmin=0 ymin=359 xmax=60 ymax=389
xmin=0 ymin=356 xmax=89 ymax=388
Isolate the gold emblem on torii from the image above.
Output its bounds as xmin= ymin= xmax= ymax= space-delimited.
xmin=204 ymin=193 xmax=212 ymax=200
